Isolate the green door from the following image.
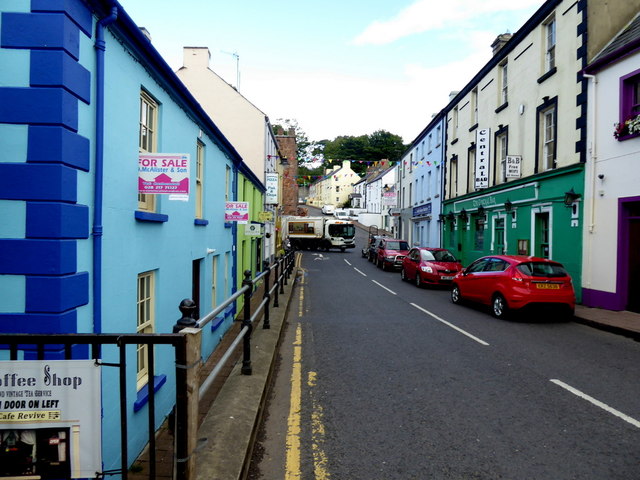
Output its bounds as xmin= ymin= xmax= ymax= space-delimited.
xmin=535 ymin=212 xmax=550 ymax=258
xmin=494 ymin=218 xmax=505 ymax=254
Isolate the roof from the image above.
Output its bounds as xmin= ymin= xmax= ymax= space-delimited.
xmin=586 ymin=13 xmax=640 ymax=73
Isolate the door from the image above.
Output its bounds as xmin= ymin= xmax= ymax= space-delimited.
xmin=627 ymin=218 xmax=640 ymax=313
xmin=494 ymin=218 xmax=505 ymax=254
xmin=535 ymin=212 xmax=550 ymax=258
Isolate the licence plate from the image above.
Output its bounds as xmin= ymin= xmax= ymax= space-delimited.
xmin=441 ymin=276 xmax=454 ymax=281
xmin=536 ymin=283 xmax=560 ymax=290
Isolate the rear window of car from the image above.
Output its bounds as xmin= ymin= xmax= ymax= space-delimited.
xmin=386 ymin=241 xmax=409 ymax=250
xmin=432 ymin=250 xmax=457 ymax=262
xmin=517 ymin=262 xmax=568 ymax=278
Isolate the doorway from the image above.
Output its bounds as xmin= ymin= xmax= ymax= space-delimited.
xmin=623 ymin=200 xmax=640 ymax=313
xmin=494 ymin=217 xmax=505 ymax=254
xmin=535 ymin=212 xmax=550 ymax=258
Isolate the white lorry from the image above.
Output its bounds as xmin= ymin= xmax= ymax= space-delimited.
xmin=282 ymin=216 xmax=356 ymax=252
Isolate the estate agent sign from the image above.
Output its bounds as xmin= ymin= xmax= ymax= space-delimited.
xmin=139 ymin=153 xmax=190 ymax=194
xmin=0 ymin=360 xmax=101 ymax=478
xmin=475 ymin=128 xmax=490 ymax=189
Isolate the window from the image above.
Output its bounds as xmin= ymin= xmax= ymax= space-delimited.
xmin=452 ymin=107 xmax=459 ymax=139
xmin=467 ymin=148 xmax=476 ymax=193
xmin=224 ymin=165 xmax=232 ymax=203
xmin=139 ymin=91 xmax=158 ymax=212
xmin=619 ymin=69 xmax=640 ymax=138
xmin=496 ymin=132 xmax=508 ymax=184
xmin=196 ymin=140 xmax=204 ymax=219
xmin=471 ymin=87 xmax=479 ymax=125
xmin=499 ymin=61 xmax=508 ymax=105
xmin=474 ymin=216 xmax=485 ymax=250
xmin=137 ymin=271 xmax=155 ymax=390
xmin=211 ymin=255 xmax=218 ymax=307
xmin=544 ymin=17 xmax=556 ymax=72
xmin=539 ymin=104 xmax=556 ymax=171
xmin=450 ymin=156 xmax=458 ymax=197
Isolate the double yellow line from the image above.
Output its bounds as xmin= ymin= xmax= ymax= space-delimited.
xmin=285 ymin=275 xmax=330 ymax=479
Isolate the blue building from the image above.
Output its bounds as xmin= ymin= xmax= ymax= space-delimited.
xmin=397 ymin=112 xmax=446 ymax=247
xmin=0 ymin=0 xmax=263 ymax=472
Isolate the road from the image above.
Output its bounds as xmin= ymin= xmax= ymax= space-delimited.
xmin=249 ymin=223 xmax=640 ymax=479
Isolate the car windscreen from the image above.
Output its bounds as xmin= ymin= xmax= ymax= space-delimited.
xmin=386 ymin=241 xmax=409 ymax=250
xmin=517 ymin=262 xmax=568 ymax=278
xmin=328 ymin=224 xmax=355 ymax=238
xmin=432 ymin=250 xmax=457 ymax=262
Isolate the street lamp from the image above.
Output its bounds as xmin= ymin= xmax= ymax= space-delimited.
xmin=504 ymin=199 xmax=512 ymax=212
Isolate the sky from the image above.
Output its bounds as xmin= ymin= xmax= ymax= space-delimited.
xmin=122 ymin=0 xmax=543 ymax=144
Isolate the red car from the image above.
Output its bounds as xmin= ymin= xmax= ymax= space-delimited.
xmin=401 ymin=247 xmax=462 ymax=287
xmin=375 ymin=238 xmax=410 ymax=271
xmin=451 ymin=255 xmax=575 ymax=319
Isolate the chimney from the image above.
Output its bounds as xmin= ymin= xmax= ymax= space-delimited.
xmin=491 ymin=33 xmax=512 ymax=56
xmin=183 ymin=47 xmax=211 ymax=69
xmin=449 ymin=91 xmax=460 ymax=102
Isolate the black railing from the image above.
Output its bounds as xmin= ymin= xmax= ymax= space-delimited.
xmin=196 ymin=250 xmax=295 ymax=398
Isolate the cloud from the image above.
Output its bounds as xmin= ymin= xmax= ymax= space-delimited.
xmin=352 ymin=0 xmax=542 ymax=45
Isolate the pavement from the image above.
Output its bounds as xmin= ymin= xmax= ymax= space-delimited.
xmin=130 ymin=249 xmax=640 ymax=480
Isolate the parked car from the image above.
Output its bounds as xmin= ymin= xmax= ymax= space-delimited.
xmin=362 ymin=234 xmax=384 ymax=260
xmin=333 ymin=209 xmax=349 ymax=220
xmin=321 ymin=204 xmax=335 ymax=215
xmin=450 ymin=255 xmax=576 ymax=319
xmin=375 ymin=238 xmax=410 ymax=271
xmin=401 ymin=247 xmax=462 ymax=287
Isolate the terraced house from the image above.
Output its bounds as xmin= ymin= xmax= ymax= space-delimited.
xmin=0 ymin=0 xmax=266 ymax=472
xmin=441 ymin=0 xmax=640 ymax=303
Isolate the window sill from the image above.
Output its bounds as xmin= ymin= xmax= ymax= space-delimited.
xmin=537 ymin=67 xmax=557 ymax=84
xmin=469 ymin=123 xmax=478 ymax=132
xmin=616 ymin=132 xmax=640 ymax=141
xmin=135 ymin=211 xmax=168 ymax=223
xmin=451 ymin=138 xmax=459 ymax=145
xmin=194 ymin=218 xmax=209 ymax=226
xmin=134 ymin=374 xmax=167 ymax=412
xmin=495 ymin=102 xmax=509 ymax=114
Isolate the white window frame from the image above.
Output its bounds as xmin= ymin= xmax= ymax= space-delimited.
xmin=500 ymin=61 xmax=508 ymax=105
xmin=544 ymin=16 xmax=556 ymax=72
xmin=137 ymin=270 xmax=155 ymax=390
xmin=196 ymin=140 xmax=204 ymax=219
xmin=541 ymin=106 xmax=556 ymax=170
xmin=139 ymin=91 xmax=158 ymax=212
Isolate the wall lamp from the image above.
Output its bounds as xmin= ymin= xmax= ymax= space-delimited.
xmin=459 ymin=208 xmax=468 ymax=221
xmin=504 ymin=199 xmax=512 ymax=212
xmin=564 ymin=188 xmax=581 ymax=206
xmin=447 ymin=211 xmax=455 ymax=221
xmin=477 ymin=205 xmax=485 ymax=217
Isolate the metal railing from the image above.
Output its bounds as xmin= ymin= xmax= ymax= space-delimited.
xmin=195 ymin=250 xmax=296 ymax=399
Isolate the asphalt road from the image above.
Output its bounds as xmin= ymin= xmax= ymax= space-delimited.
xmin=250 ymin=223 xmax=640 ymax=479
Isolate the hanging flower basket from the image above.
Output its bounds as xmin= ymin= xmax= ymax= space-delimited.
xmin=614 ymin=114 xmax=640 ymax=140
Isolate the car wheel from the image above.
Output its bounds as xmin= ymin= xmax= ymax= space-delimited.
xmin=492 ymin=294 xmax=509 ymax=319
xmin=377 ymin=257 xmax=382 ymax=269
xmin=415 ymin=273 xmax=422 ymax=288
xmin=341 ymin=247 xmax=346 ymax=252
xmin=382 ymin=259 xmax=388 ymax=271
xmin=451 ymin=284 xmax=462 ymax=304
xmin=368 ymin=252 xmax=374 ymax=262
xmin=400 ymin=268 xmax=407 ymax=281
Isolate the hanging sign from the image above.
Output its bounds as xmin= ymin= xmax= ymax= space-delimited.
xmin=0 ymin=360 xmax=102 ymax=478
xmin=225 ymin=201 xmax=249 ymax=224
xmin=245 ymin=223 xmax=262 ymax=236
xmin=139 ymin=153 xmax=190 ymax=194
xmin=475 ymin=129 xmax=490 ymax=189
xmin=265 ymin=173 xmax=279 ymax=205
xmin=505 ymin=155 xmax=522 ymax=178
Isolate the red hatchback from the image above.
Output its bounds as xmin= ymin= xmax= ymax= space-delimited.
xmin=450 ymin=255 xmax=575 ymax=319
xmin=401 ymin=247 xmax=462 ymax=287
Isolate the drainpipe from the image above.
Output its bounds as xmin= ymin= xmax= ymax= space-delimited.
xmin=93 ymin=6 xmax=118 ymax=333
xmin=582 ymin=72 xmax=597 ymax=290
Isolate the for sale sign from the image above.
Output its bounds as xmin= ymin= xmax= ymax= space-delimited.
xmin=0 ymin=360 xmax=101 ymax=478
xmin=139 ymin=153 xmax=190 ymax=194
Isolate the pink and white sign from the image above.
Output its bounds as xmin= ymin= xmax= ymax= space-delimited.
xmin=139 ymin=153 xmax=190 ymax=194
xmin=225 ymin=202 xmax=249 ymax=223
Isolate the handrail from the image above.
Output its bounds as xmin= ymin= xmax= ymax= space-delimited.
xmin=197 ymin=250 xmax=296 ymax=400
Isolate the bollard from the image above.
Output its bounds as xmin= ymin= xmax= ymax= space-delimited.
xmin=263 ymin=261 xmax=271 ymax=329
xmin=284 ymin=253 xmax=289 ymax=286
xmin=273 ymin=258 xmax=280 ymax=308
xmin=173 ymin=298 xmax=197 ymax=333
xmin=241 ymin=270 xmax=253 ymax=375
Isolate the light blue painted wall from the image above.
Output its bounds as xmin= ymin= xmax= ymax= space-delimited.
xmin=93 ymin=26 xmax=236 ymax=469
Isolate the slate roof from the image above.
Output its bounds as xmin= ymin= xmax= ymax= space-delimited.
xmin=587 ymin=13 xmax=640 ymax=72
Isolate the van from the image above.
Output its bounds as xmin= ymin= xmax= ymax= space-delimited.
xmin=321 ymin=204 xmax=335 ymax=215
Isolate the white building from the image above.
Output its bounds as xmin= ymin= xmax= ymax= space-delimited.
xmin=581 ymin=13 xmax=640 ymax=312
